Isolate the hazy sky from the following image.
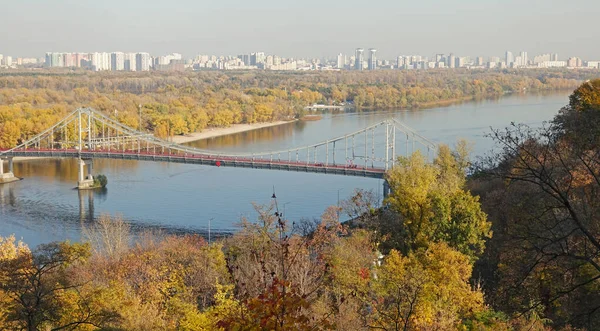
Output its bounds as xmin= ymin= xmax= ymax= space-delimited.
xmin=2 ymin=0 xmax=599 ymax=60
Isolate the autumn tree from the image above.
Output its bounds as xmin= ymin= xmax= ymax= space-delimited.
xmin=383 ymin=144 xmax=491 ymax=259
xmin=222 ymin=203 xmax=341 ymax=330
xmin=474 ymin=81 xmax=600 ymax=329
xmin=367 ymin=243 xmax=487 ymax=330
xmin=0 ymin=238 xmax=117 ymax=331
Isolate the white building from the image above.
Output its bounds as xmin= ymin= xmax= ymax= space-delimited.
xmin=537 ymin=61 xmax=567 ymax=68
xmin=520 ymin=51 xmax=528 ymax=66
xmin=336 ymin=53 xmax=344 ymax=69
xmin=136 ymin=52 xmax=151 ymax=71
xmin=505 ymin=51 xmax=514 ymax=66
xmin=90 ymin=52 xmax=111 ymax=71
xmin=111 ymin=52 xmax=125 ymax=71
xmin=124 ymin=53 xmax=137 ymax=71
xmin=586 ymin=61 xmax=600 ymax=69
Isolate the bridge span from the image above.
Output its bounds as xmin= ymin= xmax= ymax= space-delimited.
xmin=0 ymin=108 xmax=437 ymax=189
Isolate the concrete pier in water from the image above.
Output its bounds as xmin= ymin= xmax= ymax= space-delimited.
xmin=78 ymin=158 xmax=95 ymax=190
xmin=0 ymin=157 xmax=19 ymax=184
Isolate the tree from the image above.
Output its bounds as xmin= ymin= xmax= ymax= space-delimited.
xmin=82 ymin=214 xmax=130 ymax=258
xmin=223 ymin=203 xmax=342 ymax=330
xmin=0 ymin=239 xmax=117 ymax=330
xmin=0 ymin=120 xmax=21 ymax=148
xmin=383 ymin=147 xmax=491 ymax=259
xmin=566 ymin=79 xmax=600 ymax=112
xmin=475 ymin=120 xmax=600 ymax=329
xmin=93 ymin=174 xmax=108 ymax=188
xmin=474 ymin=81 xmax=600 ymax=329
xmin=367 ymin=243 xmax=487 ymax=331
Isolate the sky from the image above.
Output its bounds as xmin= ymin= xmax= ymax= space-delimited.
xmin=1 ymin=0 xmax=599 ymax=60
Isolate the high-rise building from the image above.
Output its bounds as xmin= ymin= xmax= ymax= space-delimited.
xmin=396 ymin=56 xmax=405 ymax=69
xmin=336 ymin=53 xmax=344 ymax=69
xmin=111 ymin=52 xmax=125 ymax=71
xmin=355 ymin=48 xmax=364 ymax=70
xmin=514 ymin=56 xmax=523 ymax=67
xmin=448 ymin=53 xmax=456 ymax=68
xmin=368 ymin=48 xmax=377 ymax=70
xmin=567 ymin=57 xmax=582 ymax=67
xmin=552 ymin=53 xmax=559 ymax=61
xmin=520 ymin=51 xmax=528 ymax=66
xmin=136 ymin=52 xmax=151 ymax=71
xmin=124 ymin=53 xmax=137 ymax=71
xmin=52 ymin=53 xmax=63 ymax=67
xmin=505 ymin=51 xmax=514 ymax=66
xmin=74 ymin=53 xmax=86 ymax=67
xmin=476 ymin=57 xmax=484 ymax=66
xmin=250 ymin=52 xmax=265 ymax=65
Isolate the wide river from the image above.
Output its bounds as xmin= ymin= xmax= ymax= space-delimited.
xmin=0 ymin=91 xmax=571 ymax=247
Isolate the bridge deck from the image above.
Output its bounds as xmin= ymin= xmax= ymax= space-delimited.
xmin=1 ymin=149 xmax=386 ymax=179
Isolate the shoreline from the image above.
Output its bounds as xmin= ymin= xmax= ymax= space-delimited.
xmin=171 ymin=120 xmax=296 ymax=144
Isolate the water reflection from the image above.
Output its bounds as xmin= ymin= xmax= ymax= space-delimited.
xmin=13 ymin=158 xmax=141 ymax=182
xmin=186 ymin=121 xmax=306 ymax=149
xmin=78 ymin=188 xmax=108 ymax=222
xmin=0 ymin=183 xmax=16 ymax=207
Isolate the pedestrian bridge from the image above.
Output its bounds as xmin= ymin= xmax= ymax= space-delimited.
xmin=0 ymin=108 xmax=437 ymax=188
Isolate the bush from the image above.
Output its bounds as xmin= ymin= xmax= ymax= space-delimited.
xmin=94 ymin=174 xmax=108 ymax=188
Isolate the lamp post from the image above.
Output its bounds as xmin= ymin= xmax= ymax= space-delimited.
xmin=283 ymin=202 xmax=291 ymax=218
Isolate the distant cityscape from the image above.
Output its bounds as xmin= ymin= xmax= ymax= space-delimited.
xmin=0 ymin=49 xmax=599 ymax=71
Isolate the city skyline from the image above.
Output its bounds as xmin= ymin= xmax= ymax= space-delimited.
xmin=3 ymin=48 xmax=595 ymax=71
xmin=1 ymin=0 xmax=599 ymax=60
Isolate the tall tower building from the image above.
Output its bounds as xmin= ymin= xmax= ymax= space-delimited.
xmin=520 ymin=51 xmax=528 ymax=66
xmin=111 ymin=52 xmax=125 ymax=71
xmin=136 ymin=53 xmax=151 ymax=71
xmin=396 ymin=56 xmax=404 ymax=69
xmin=448 ymin=53 xmax=456 ymax=68
xmin=355 ymin=48 xmax=364 ymax=70
xmin=124 ymin=53 xmax=137 ymax=71
xmin=368 ymin=48 xmax=377 ymax=70
xmin=505 ymin=51 xmax=514 ymax=66
xmin=336 ymin=53 xmax=344 ymax=69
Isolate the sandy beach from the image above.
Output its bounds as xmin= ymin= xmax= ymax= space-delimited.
xmin=171 ymin=120 xmax=294 ymax=144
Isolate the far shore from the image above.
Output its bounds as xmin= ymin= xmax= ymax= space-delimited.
xmin=171 ymin=120 xmax=296 ymax=144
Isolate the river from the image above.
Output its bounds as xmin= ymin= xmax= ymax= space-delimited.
xmin=0 ymin=91 xmax=571 ymax=247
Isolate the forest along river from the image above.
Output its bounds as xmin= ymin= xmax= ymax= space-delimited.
xmin=0 ymin=91 xmax=570 ymax=247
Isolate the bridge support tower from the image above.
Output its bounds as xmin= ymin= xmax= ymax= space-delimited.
xmin=78 ymin=158 xmax=95 ymax=190
xmin=0 ymin=157 xmax=18 ymax=184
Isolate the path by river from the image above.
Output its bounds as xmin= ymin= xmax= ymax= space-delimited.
xmin=0 ymin=91 xmax=571 ymax=247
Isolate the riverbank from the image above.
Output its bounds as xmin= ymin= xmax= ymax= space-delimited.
xmin=171 ymin=120 xmax=295 ymax=144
